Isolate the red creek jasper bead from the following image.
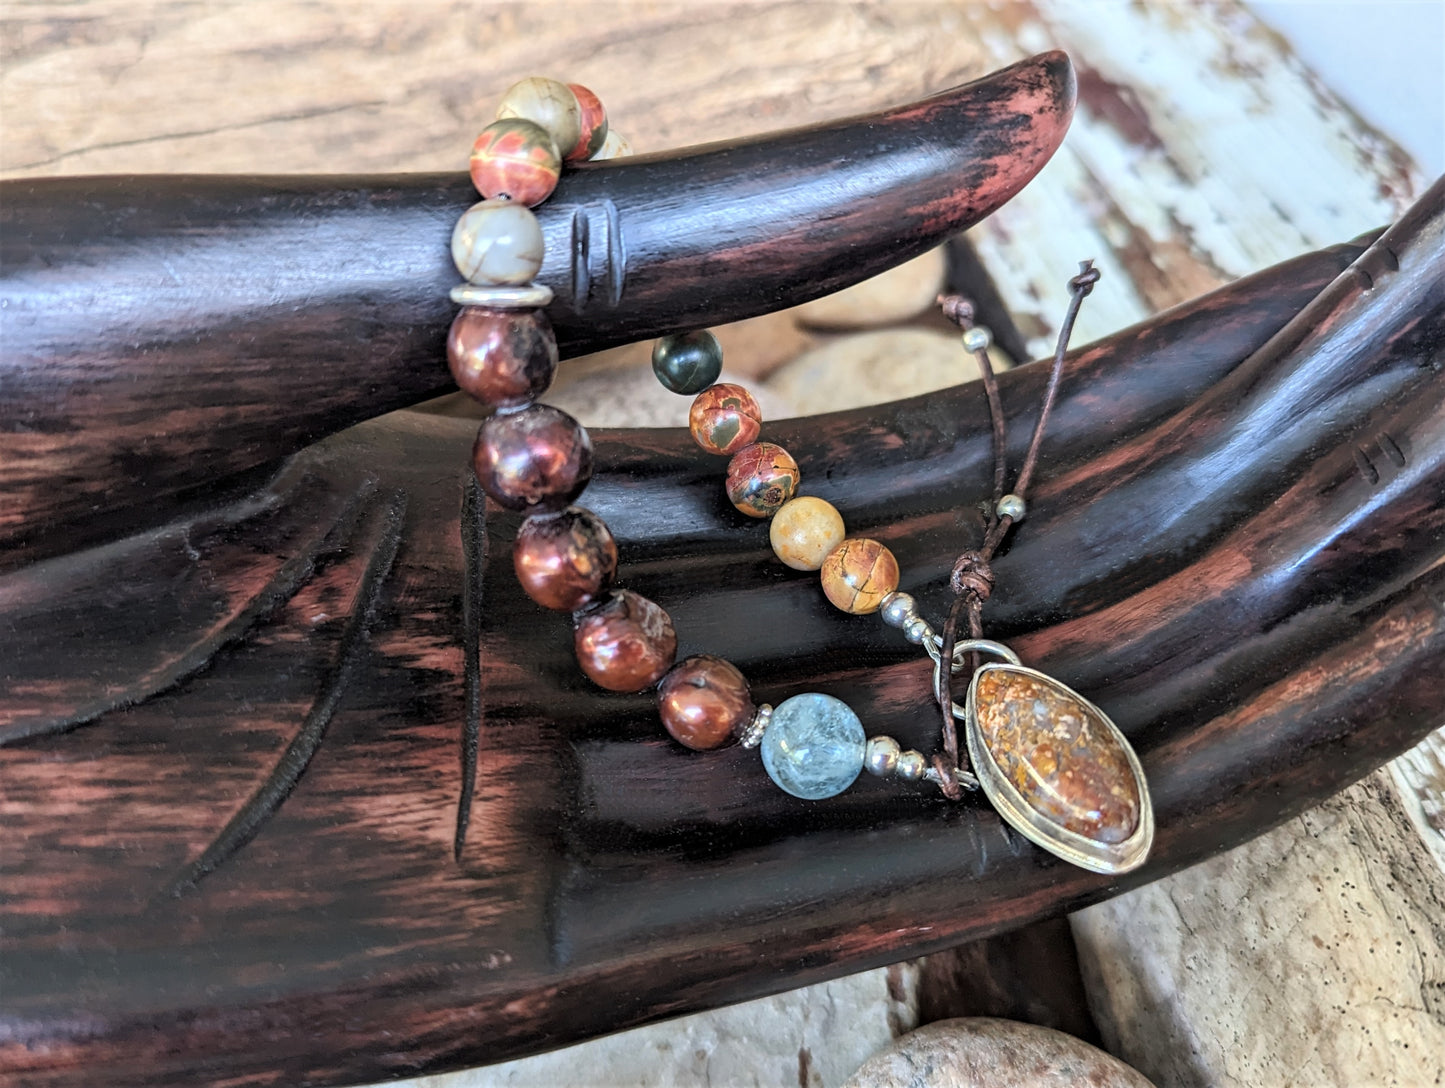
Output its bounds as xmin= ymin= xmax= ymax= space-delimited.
xmin=656 ymin=655 xmax=755 ymax=751
xmin=820 ymin=538 xmax=900 ymax=614
xmin=448 ymin=307 xmax=558 ymax=409
xmin=689 ymin=383 xmax=762 ymax=456
xmin=469 ymin=118 xmax=563 ymax=206
xmin=472 ymin=404 xmax=592 ymax=513
xmin=725 ymin=441 xmax=799 ymax=518
xmin=573 ymin=590 xmax=678 ymax=693
xmin=513 ymin=506 xmax=617 ymax=612
xmin=566 ymin=83 xmax=609 ymax=162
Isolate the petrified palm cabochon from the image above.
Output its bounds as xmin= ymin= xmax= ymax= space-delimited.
xmin=974 ymin=668 xmax=1141 ymax=844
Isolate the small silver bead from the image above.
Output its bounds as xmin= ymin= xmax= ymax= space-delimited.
xmin=864 ymin=735 xmax=902 ymax=777
xmin=903 ymin=616 xmax=934 ymax=645
xmin=738 ymin=703 xmax=772 ymax=749
xmin=996 ymin=493 xmax=1027 ymax=521
xmin=879 ymin=591 xmax=917 ymax=629
xmin=962 ymin=326 xmax=993 ymax=354
xmin=895 ymin=749 xmax=928 ymax=781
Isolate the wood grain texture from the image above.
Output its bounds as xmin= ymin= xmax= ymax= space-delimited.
xmin=2 ymin=4 xmax=1442 ymax=1086
xmin=0 ymin=53 xmax=1073 ymax=569
xmin=3 ymin=185 xmax=1441 ymax=1083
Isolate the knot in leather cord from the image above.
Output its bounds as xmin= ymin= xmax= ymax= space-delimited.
xmin=937 ymin=293 xmax=975 ymax=328
xmin=949 ymin=551 xmax=994 ymax=601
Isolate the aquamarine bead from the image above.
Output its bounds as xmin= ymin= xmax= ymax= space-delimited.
xmin=760 ymin=693 xmax=866 ymax=800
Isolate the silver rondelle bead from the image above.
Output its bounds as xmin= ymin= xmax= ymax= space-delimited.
xmin=996 ymin=493 xmax=1027 ymax=521
xmin=962 ymin=326 xmax=993 ymax=354
xmin=903 ymin=616 xmax=934 ymax=645
xmin=864 ymin=735 xmax=902 ymax=777
xmin=738 ymin=703 xmax=772 ymax=749
xmin=879 ymin=591 xmax=917 ymax=629
xmin=895 ymin=749 xmax=928 ymax=781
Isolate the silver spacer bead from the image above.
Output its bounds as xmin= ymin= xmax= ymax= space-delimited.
xmin=903 ymin=616 xmax=935 ymax=646
xmin=879 ymin=591 xmax=917 ymax=629
xmin=962 ymin=325 xmax=993 ymax=354
xmin=738 ymin=703 xmax=772 ymax=749
xmin=895 ymin=749 xmax=928 ymax=781
xmin=450 ymin=282 xmax=555 ymax=309
xmin=996 ymin=493 xmax=1027 ymax=521
xmin=864 ymin=735 xmax=902 ymax=777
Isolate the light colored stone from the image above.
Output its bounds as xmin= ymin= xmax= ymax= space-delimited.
xmin=404 ymin=962 xmax=920 ymax=1088
xmin=1072 ymin=770 xmax=1445 ymax=1088
xmin=844 ymin=1017 xmax=1153 ymax=1088
xmin=795 ymin=248 xmax=947 ymax=330
xmin=764 ymin=329 xmax=1010 ymax=416
xmin=450 ymin=200 xmax=544 ymax=286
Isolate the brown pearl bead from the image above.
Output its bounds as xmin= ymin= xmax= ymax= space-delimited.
xmin=820 ymin=538 xmax=900 ymax=615
xmin=512 ymin=507 xmax=617 ymax=612
xmin=657 ymin=655 xmax=754 ymax=751
xmin=573 ymin=590 xmax=677 ymax=693
xmin=448 ymin=307 xmax=558 ymax=409
xmin=472 ymin=404 xmax=592 ymax=513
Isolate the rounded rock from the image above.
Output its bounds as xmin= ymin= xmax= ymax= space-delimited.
xmin=512 ymin=506 xmax=617 ymax=612
xmin=468 ymin=118 xmax=562 ymax=206
xmin=447 ymin=306 xmax=558 ymax=409
xmin=770 ymin=496 xmax=846 ymax=571
xmin=472 ymin=404 xmax=592 ymax=513
xmin=820 ymin=538 xmax=900 ymax=615
xmin=657 ymin=655 xmax=754 ymax=751
xmin=496 ymin=76 xmax=582 ymax=163
xmin=573 ymin=589 xmax=677 ymax=693
xmin=689 ymin=383 xmax=762 ymax=456
xmin=726 ymin=442 xmax=800 ymax=519
xmin=651 ymin=330 xmax=724 ymax=395
xmin=760 ymin=692 xmax=867 ymax=800
xmin=865 ymin=735 xmax=902 ymax=777
xmin=452 ymin=199 xmax=545 ymax=285
xmin=843 ymin=1017 xmax=1155 ymax=1088
xmin=566 ymin=82 xmax=609 ymax=161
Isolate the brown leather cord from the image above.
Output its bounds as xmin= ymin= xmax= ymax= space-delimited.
xmin=930 ymin=261 xmax=1099 ymax=796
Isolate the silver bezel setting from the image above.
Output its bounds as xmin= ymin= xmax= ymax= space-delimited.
xmin=964 ymin=662 xmax=1153 ymax=875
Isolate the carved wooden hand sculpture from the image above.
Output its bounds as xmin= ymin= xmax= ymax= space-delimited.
xmin=1 ymin=53 xmax=1442 ymax=1088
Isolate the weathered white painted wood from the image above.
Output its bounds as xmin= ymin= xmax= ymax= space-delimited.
xmin=1073 ymin=771 xmax=1445 ymax=1087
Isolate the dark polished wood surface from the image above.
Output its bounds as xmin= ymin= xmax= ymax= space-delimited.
xmin=0 ymin=52 xmax=1074 ymax=570
xmin=2 ymin=53 xmax=1443 ymax=1088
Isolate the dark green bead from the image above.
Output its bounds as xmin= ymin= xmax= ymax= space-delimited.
xmin=651 ymin=330 xmax=724 ymax=395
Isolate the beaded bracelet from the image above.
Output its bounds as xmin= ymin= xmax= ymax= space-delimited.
xmin=446 ymin=78 xmax=1152 ymax=876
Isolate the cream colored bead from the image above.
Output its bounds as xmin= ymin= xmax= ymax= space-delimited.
xmin=769 ymin=496 xmax=846 ymax=572
xmin=451 ymin=199 xmax=545 ymax=286
xmin=496 ymin=76 xmax=582 ymax=160
xmin=593 ymin=129 xmax=633 ymax=160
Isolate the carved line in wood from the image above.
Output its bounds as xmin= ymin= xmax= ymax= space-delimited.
xmin=167 ymin=488 xmax=408 ymax=895
xmin=456 ymin=474 xmax=488 ymax=861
